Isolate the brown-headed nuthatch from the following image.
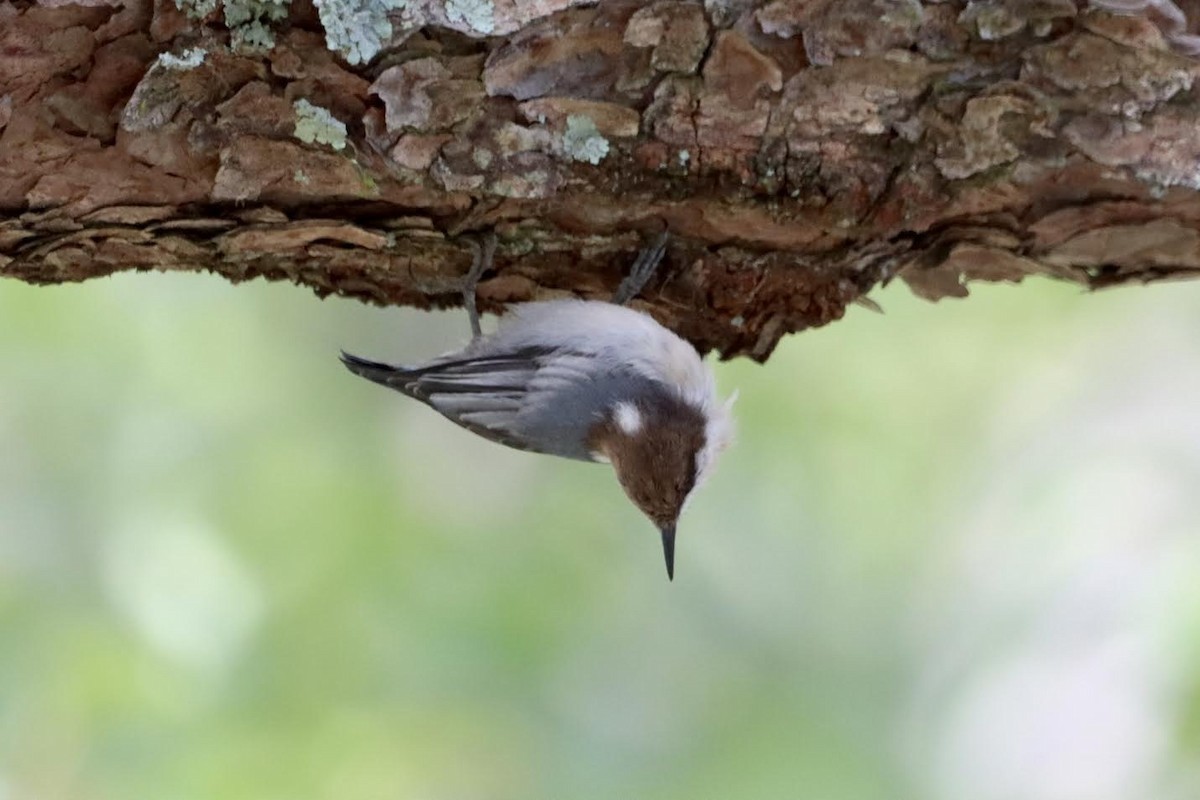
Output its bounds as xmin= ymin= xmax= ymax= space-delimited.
xmin=340 ymin=232 xmax=735 ymax=579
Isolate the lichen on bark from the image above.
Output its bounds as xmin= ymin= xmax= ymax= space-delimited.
xmin=2 ymin=0 xmax=1200 ymax=360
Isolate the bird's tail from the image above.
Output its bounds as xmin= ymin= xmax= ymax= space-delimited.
xmin=339 ymin=351 xmax=413 ymax=390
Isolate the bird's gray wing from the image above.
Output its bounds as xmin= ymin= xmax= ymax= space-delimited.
xmin=341 ymin=347 xmax=661 ymax=461
xmin=342 ymin=347 xmax=547 ymax=453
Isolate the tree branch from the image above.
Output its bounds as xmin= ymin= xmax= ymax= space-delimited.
xmin=2 ymin=0 xmax=1199 ymax=359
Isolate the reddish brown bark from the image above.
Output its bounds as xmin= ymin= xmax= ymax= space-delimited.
xmin=2 ymin=0 xmax=1199 ymax=360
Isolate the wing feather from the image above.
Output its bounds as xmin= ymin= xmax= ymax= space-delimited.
xmin=342 ymin=345 xmax=663 ymax=461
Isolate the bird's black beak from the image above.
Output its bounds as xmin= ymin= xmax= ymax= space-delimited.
xmin=660 ymin=523 xmax=676 ymax=581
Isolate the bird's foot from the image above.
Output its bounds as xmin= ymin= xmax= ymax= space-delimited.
xmin=612 ymin=230 xmax=670 ymax=306
xmin=462 ymin=231 xmax=497 ymax=340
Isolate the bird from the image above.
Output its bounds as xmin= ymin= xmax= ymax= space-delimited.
xmin=340 ymin=231 xmax=735 ymax=579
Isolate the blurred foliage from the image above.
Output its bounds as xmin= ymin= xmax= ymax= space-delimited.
xmin=2 ymin=271 xmax=1200 ymax=800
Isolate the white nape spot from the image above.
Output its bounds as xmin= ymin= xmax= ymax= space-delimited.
xmin=613 ymin=401 xmax=643 ymax=435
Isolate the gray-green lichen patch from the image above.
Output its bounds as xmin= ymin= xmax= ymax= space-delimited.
xmin=233 ymin=22 xmax=273 ymax=50
xmin=121 ymin=48 xmax=209 ymax=132
xmin=562 ymin=114 xmax=609 ymax=164
xmin=445 ymin=0 xmax=495 ymax=35
xmin=173 ymin=0 xmax=290 ymax=52
xmin=158 ymin=47 xmax=207 ymax=71
xmin=293 ymin=99 xmax=348 ymax=151
xmin=314 ymin=0 xmax=408 ymax=65
xmin=225 ymin=0 xmax=290 ymax=51
xmin=174 ymin=0 xmax=219 ymax=19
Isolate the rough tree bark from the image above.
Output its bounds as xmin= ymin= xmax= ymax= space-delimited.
xmin=2 ymin=0 xmax=1199 ymax=360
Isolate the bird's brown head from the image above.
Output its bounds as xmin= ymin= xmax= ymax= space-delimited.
xmin=589 ymin=394 xmax=715 ymax=580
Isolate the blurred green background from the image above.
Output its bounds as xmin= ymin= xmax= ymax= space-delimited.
xmin=2 ymin=269 xmax=1200 ymax=800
